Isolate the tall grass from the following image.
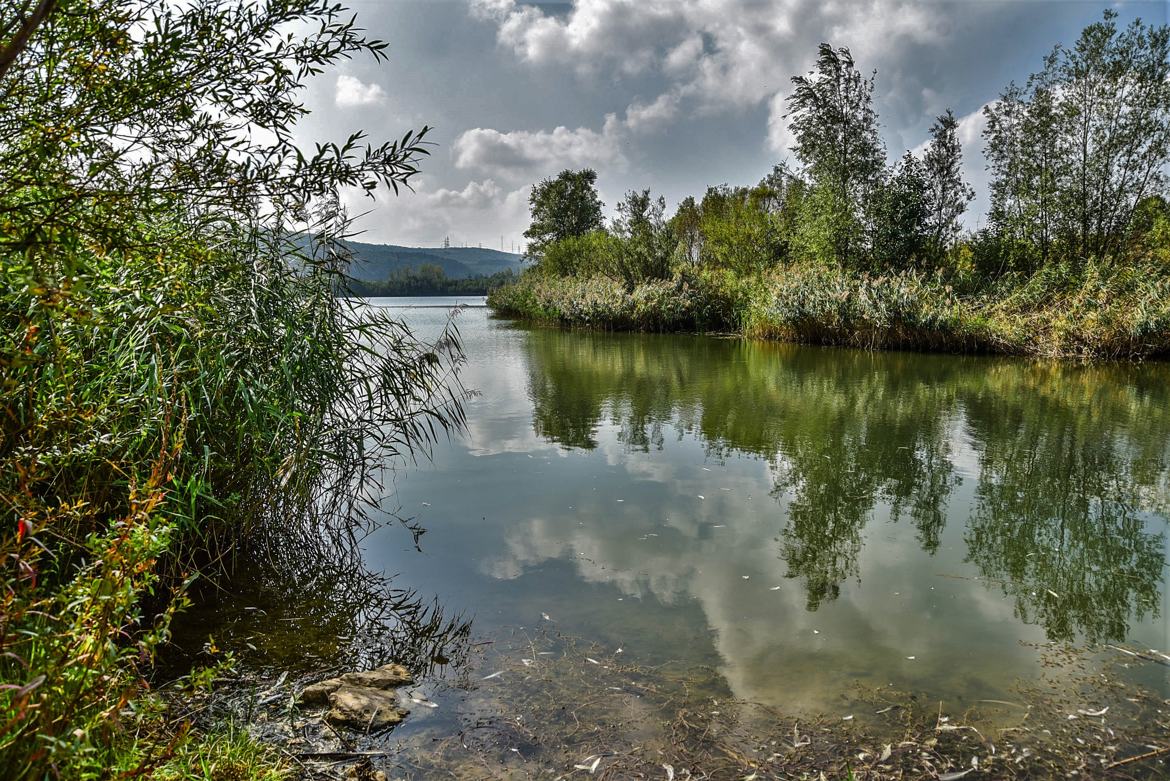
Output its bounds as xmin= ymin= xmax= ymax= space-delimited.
xmin=489 ymin=259 xmax=1170 ymax=360
xmin=0 ymin=1 xmax=467 ymax=777
xmin=0 ymin=211 xmax=465 ymax=780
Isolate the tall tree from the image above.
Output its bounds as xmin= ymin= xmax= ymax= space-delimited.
xmin=984 ymin=81 xmax=1061 ymax=267
xmin=523 ymin=168 xmax=604 ymax=257
xmin=612 ymin=188 xmax=672 ymax=285
xmin=870 ymin=152 xmax=930 ymax=270
xmin=1048 ymin=10 xmax=1170 ymax=259
xmin=923 ymin=109 xmax=975 ymax=261
xmin=785 ymin=43 xmax=886 ymax=264
xmin=669 ymin=195 xmax=702 ymax=265
xmin=984 ymin=11 xmax=1170 ymax=264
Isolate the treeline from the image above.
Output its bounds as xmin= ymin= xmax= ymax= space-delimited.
xmin=341 ymin=264 xmax=516 ymax=296
xmin=492 ymin=12 xmax=1170 ymax=359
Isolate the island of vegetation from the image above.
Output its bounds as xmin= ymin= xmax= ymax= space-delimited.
xmin=489 ymin=12 xmax=1170 ymax=361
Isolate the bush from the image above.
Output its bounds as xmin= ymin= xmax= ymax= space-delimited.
xmin=0 ymin=2 xmax=465 ymax=777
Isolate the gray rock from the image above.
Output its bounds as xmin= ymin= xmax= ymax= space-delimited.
xmin=299 ymin=677 xmax=343 ymax=705
xmin=326 ymin=685 xmax=408 ymax=730
xmin=339 ymin=663 xmax=413 ymax=689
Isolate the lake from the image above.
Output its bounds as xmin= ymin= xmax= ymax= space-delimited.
xmin=357 ymin=296 xmax=1169 ymax=716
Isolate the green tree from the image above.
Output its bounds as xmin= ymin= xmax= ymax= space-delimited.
xmin=612 ymin=189 xmax=673 ymax=285
xmin=1048 ymin=11 xmax=1170 ymax=260
xmin=786 ymin=43 xmax=886 ymax=264
xmin=984 ymin=11 xmax=1170 ymax=264
xmin=870 ymin=152 xmax=930 ymax=270
xmin=524 ymin=168 xmax=605 ymax=257
xmin=698 ymin=185 xmax=785 ymax=274
xmin=669 ymin=195 xmax=702 ymax=265
xmin=923 ymin=109 xmax=975 ymax=262
xmin=984 ymin=81 xmax=1061 ymax=268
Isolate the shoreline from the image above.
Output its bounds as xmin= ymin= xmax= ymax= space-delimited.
xmin=486 ymin=267 xmax=1170 ymax=362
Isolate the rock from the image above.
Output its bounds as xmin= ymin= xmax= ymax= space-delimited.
xmin=339 ymin=663 xmax=413 ymax=689
xmin=299 ymin=677 xmax=343 ymax=705
xmin=326 ymin=685 xmax=408 ymax=730
xmin=345 ymin=760 xmax=388 ymax=781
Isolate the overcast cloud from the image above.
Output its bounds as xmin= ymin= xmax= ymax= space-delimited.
xmin=306 ymin=0 xmax=1167 ymax=249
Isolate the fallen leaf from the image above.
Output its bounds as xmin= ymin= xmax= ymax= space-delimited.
xmin=939 ymin=771 xmax=973 ymax=781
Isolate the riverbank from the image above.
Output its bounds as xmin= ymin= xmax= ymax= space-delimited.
xmin=208 ymin=628 xmax=1170 ymax=780
xmin=487 ymin=262 xmax=1170 ymax=360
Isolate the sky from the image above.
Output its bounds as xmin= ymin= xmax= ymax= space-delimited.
xmin=300 ymin=0 xmax=1169 ymax=250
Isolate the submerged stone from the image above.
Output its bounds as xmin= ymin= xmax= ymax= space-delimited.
xmin=299 ymin=663 xmax=414 ymax=731
xmin=326 ymin=685 xmax=408 ymax=729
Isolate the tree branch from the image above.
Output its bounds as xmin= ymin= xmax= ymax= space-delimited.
xmin=0 ymin=0 xmax=57 ymax=83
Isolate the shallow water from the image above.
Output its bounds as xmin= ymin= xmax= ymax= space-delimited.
xmin=355 ymin=298 xmax=1169 ymax=716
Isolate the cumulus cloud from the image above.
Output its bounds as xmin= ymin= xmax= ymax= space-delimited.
xmin=472 ymin=0 xmax=951 ymax=111
xmin=334 ymin=74 xmax=387 ymax=107
xmin=452 ymin=114 xmax=628 ymax=181
xmin=469 ymin=0 xmax=995 ymax=181
xmin=624 ymin=92 xmax=681 ymax=134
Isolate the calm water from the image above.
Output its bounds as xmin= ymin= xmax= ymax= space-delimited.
xmin=358 ymin=297 xmax=1169 ymax=714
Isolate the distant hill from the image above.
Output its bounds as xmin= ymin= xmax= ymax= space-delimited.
xmin=341 ymin=239 xmax=526 ymax=281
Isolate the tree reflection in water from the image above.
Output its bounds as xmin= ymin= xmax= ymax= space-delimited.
xmin=522 ymin=328 xmax=1168 ymax=642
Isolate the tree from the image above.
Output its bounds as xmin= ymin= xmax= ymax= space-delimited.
xmin=984 ymin=81 xmax=1061 ymax=268
xmin=698 ymin=185 xmax=786 ymax=274
xmin=612 ymin=189 xmax=673 ymax=285
xmin=524 ymin=168 xmax=605 ymax=257
xmin=669 ymin=195 xmax=702 ymax=264
xmin=1050 ymin=11 xmax=1170 ymax=260
xmin=984 ymin=11 xmax=1170 ymax=264
xmin=785 ymin=43 xmax=886 ymax=264
xmin=870 ymin=153 xmax=930 ymax=270
xmin=923 ymin=109 xmax=975 ymax=261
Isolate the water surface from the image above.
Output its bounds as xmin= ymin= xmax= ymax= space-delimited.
xmin=365 ymin=298 xmax=1170 ymax=714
